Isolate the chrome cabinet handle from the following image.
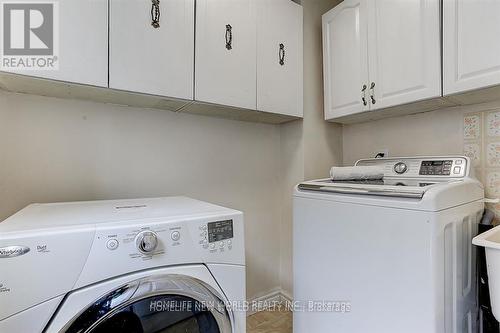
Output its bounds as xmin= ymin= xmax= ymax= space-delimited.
xmin=225 ymin=24 xmax=233 ymax=50
xmin=151 ymin=0 xmax=160 ymax=28
xmin=361 ymin=84 xmax=367 ymax=106
xmin=370 ymin=82 xmax=376 ymax=104
xmin=279 ymin=43 xmax=285 ymax=66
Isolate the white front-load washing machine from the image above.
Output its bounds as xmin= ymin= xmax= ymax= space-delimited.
xmin=0 ymin=196 xmax=245 ymax=333
xmin=293 ymin=156 xmax=484 ymax=333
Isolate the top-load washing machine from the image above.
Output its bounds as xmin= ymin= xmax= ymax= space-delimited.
xmin=293 ymin=156 xmax=484 ymax=333
xmin=0 ymin=196 xmax=245 ymax=333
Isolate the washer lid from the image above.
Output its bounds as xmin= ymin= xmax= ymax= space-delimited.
xmin=298 ymin=178 xmax=444 ymax=199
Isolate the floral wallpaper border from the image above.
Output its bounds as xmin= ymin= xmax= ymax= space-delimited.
xmin=464 ymin=111 xmax=500 ymax=217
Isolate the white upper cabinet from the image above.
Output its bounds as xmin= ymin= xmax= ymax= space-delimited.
xmin=322 ymin=0 xmax=441 ymax=121
xmin=1 ymin=0 xmax=108 ymax=87
xmin=443 ymin=0 xmax=500 ymax=95
xmin=367 ymin=0 xmax=441 ymax=110
xmin=195 ymin=0 xmax=257 ymax=110
xmin=257 ymin=0 xmax=303 ymax=117
xmin=0 ymin=0 xmax=303 ymax=123
xmin=322 ymin=0 xmax=369 ymax=119
xmin=109 ymin=0 xmax=194 ymax=99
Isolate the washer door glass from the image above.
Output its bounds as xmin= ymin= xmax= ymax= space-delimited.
xmin=62 ymin=275 xmax=232 ymax=333
xmin=87 ymin=295 xmax=219 ymax=333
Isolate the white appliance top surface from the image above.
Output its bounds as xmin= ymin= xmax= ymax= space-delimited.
xmin=0 ymin=198 xmax=245 ymax=323
xmin=0 ymin=196 xmax=239 ymax=233
xmin=298 ymin=156 xmax=474 ymax=198
xmin=295 ymin=156 xmax=484 ymax=210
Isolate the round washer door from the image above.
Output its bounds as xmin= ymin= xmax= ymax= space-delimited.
xmin=61 ymin=274 xmax=232 ymax=333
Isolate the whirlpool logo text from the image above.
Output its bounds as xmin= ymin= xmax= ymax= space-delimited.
xmin=0 ymin=245 xmax=30 ymax=258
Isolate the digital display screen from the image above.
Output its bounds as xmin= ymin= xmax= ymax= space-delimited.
xmin=208 ymin=220 xmax=233 ymax=243
xmin=420 ymin=160 xmax=453 ymax=176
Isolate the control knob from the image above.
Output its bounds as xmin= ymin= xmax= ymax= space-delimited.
xmin=135 ymin=231 xmax=158 ymax=254
xmin=393 ymin=162 xmax=408 ymax=174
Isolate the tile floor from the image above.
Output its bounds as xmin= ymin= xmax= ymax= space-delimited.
xmin=247 ymin=310 xmax=292 ymax=333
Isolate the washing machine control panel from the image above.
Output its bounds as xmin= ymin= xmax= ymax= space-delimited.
xmin=98 ymin=218 xmax=237 ymax=260
xmin=135 ymin=230 xmax=159 ymax=254
xmin=357 ymin=156 xmax=469 ymax=178
xmin=419 ymin=158 xmax=467 ymax=177
xmin=99 ymin=226 xmax=172 ymax=260
xmin=199 ymin=219 xmax=234 ymax=252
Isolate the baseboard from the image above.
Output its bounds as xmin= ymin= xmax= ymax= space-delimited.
xmin=246 ymin=288 xmax=292 ymax=316
xmin=280 ymin=289 xmax=292 ymax=303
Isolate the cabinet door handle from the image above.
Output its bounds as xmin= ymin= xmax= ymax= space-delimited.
xmin=279 ymin=43 xmax=285 ymax=66
xmin=361 ymin=84 xmax=367 ymax=106
xmin=151 ymin=0 xmax=160 ymax=28
xmin=225 ymin=24 xmax=233 ymax=50
xmin=370 ymin=82 xmax=376 ymax=104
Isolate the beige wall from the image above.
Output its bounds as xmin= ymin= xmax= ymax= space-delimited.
xmin=343 ymin=100 xmax=500 ymax=165
xmin=302 ymin=0 xmax=343 ymax=180
xmin=278 ymin=0 xmax=343 ymax=297
xmin=343 ymin=100 xmax=500 ymax=221
xmin=0 ymin=90 xmax=282 ymax=300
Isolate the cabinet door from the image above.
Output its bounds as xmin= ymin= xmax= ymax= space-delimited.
xmin=257 ymin=0 xmax=303 ymax=117
xmin=109 ymin=0 xmax=194 ymax=99
xmin=443 ymin=0 xmax=500 ymax=95
xmin=366 ymin=0 xmax=441 ymax=110
xmin=195 ymin=0 xmax=257 ymax=110
xmin=1 ymin=0 xmax=107 ymax=87
xmin=322 ymin=0 xmax=369 ymax=120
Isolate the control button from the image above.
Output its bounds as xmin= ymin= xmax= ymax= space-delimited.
xmin=135 ymin=231 xmax=158 ymax=254
xmin=202 ymin=231 xmax=207 ymax=237
xmin=106 ymin=239 xmax=119 ymax=250
xmin=210 ymin=243 xmax=215 ymax=250
xmin=227 ymin=240 xmax=232 ymax=246
xmin=455 ymin=160 xmax=463 ymax=165
xmin=393 ymin=162 xmax=408 ymax=174
xmin=219 ymin=241 xmax=224 ymax=248
xmin=171 ymin=231 xmax=180 ymax=241
xmin=202 ymin=239 xmax=208 ymax=245
xmin=453 ymin=166 xmax=461 ymax=174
